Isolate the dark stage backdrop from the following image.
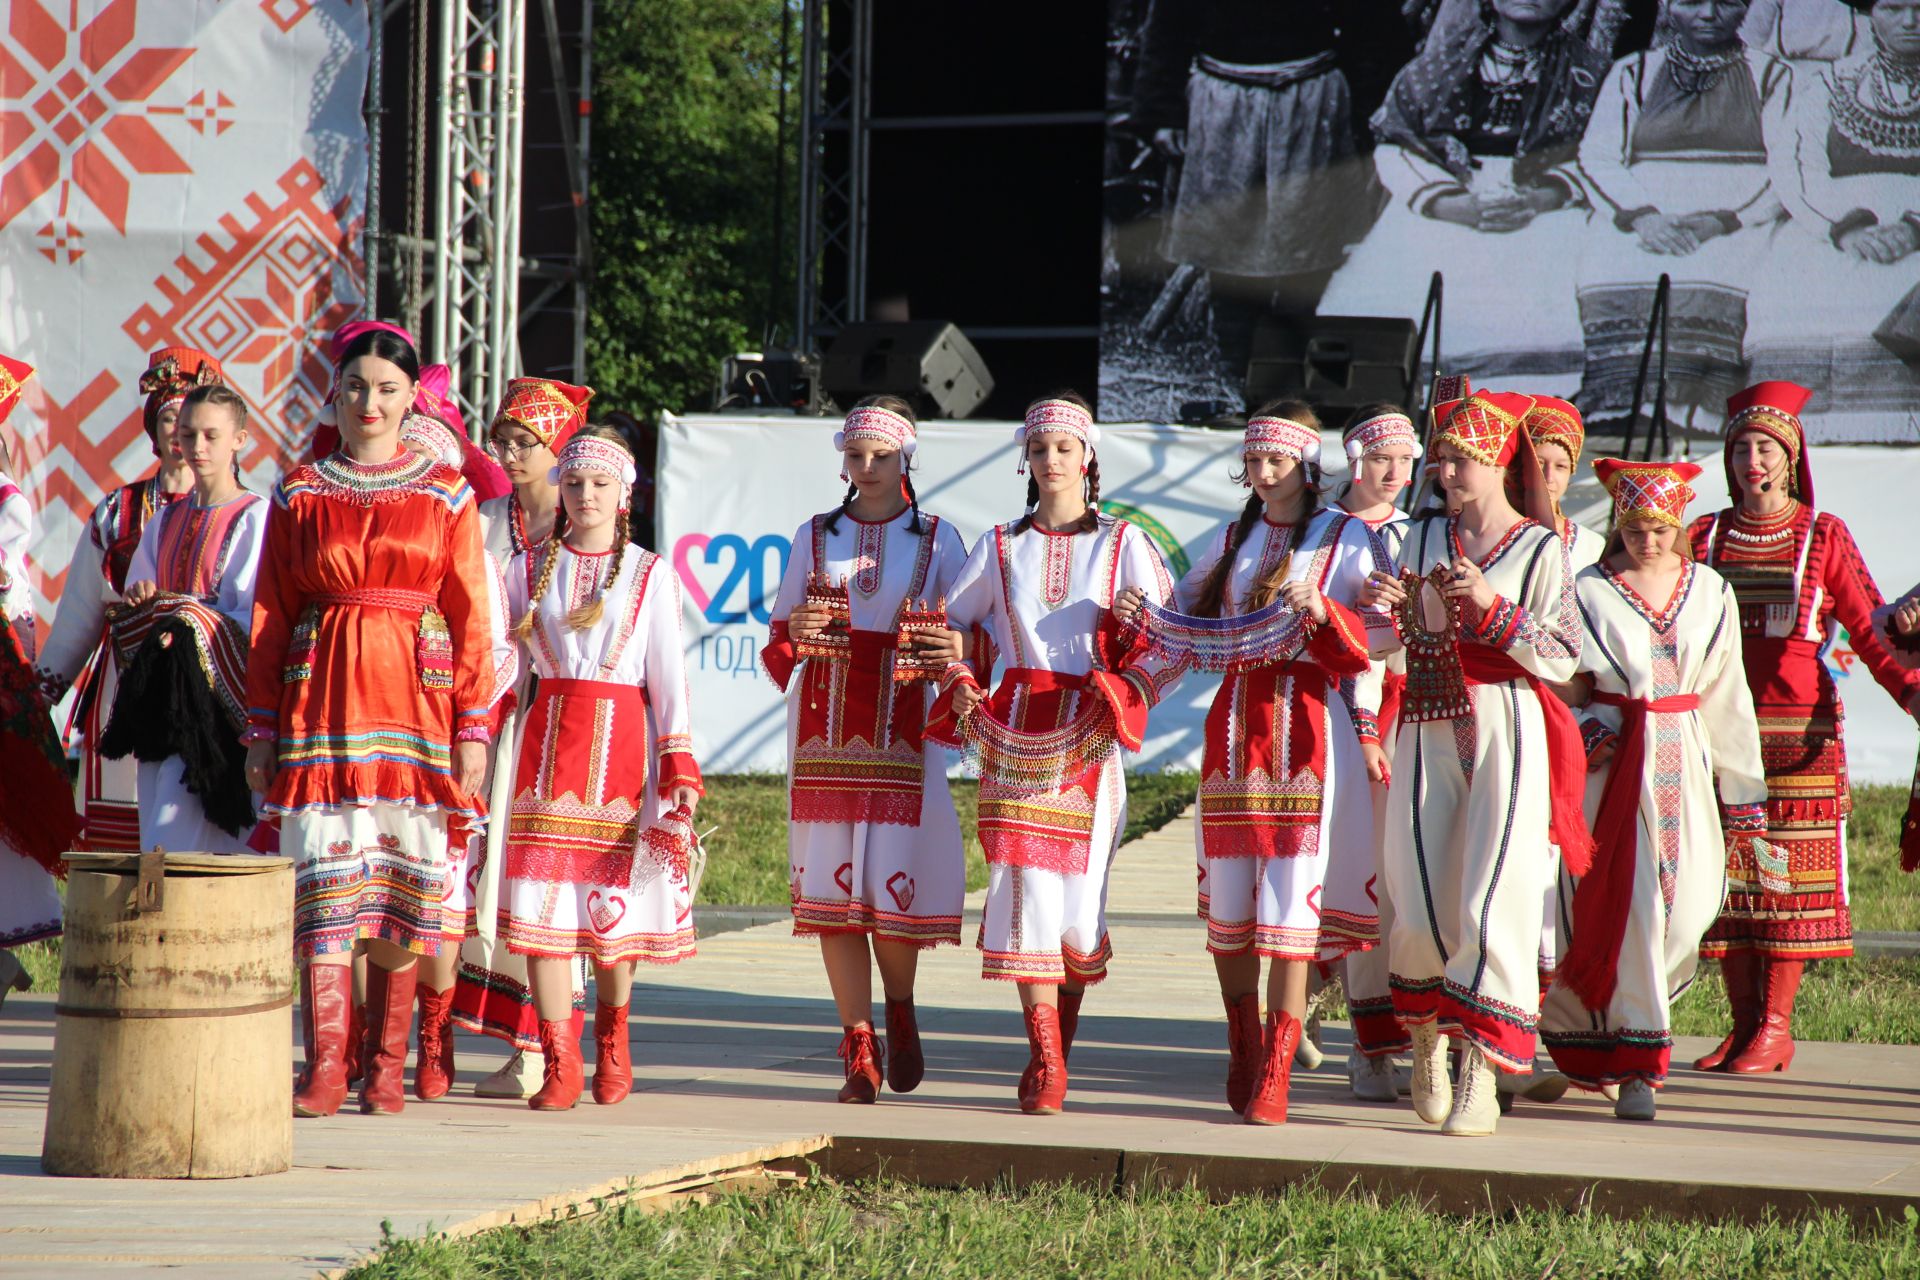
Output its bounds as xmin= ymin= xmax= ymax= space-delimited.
xmin=1100 ymin=0 xmax=1920 ymax=442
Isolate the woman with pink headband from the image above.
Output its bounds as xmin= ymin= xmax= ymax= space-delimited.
xmin=761 ymin=396 xmax=970 ymax=1106
xmin=1117 ymin=400 xmax=1380 ymax=1125
xmin=499 ymin=427 xmax=703 ymax=1111
xmin=929 ymin=391 xmax=1178 ymax=1115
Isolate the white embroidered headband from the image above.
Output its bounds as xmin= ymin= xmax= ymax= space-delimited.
xmin=1013 ymin=398 xmax=1100 ymax=473
xmin=550 ymin=435 xmax=637 ymax=487
xmin=1342 ymin=412 xmax=1421 ymax=462
xmin=834 ymin=405 xmax=917 ymax=456
xmin=400 ymin=413 xmax=468 ymax=468
xmin=1242 ymin=415 xmax=1320 ymax=465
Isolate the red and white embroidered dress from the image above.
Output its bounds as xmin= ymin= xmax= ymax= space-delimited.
xmin=1173 ymin=508 xmax=1377 ymax=961
xmin=500 ymin=542 xmax=703 ymax=967
xmin=763 ymin=507 xmax=971 ymax=947
xmin=938 ymin=515 xmax=1177 ymax=985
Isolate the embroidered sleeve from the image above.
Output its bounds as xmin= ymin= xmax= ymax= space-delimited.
xmin=1699 ymin=577 xmax=1770 ymax=807
xmin=440 ymin=493 xmax=495 ymax=723
xmin=644 ymin=561 xmax=704 ymax=799
xmin=1819 ymin=514 xmax=1920 ymax=706
xmin=760 ymin=518 xmax=813 ymax=692
xmin=1579 ymin=714 xmax=1618 ymax=763
xmin=243 ymin=489 xmax=300 ymax=731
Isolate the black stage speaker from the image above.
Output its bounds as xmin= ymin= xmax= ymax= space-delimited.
xmin=822 ymin=321 xmax=995 ymax=419
xmin=1246 ymin=316 xmax=1419 ymax=411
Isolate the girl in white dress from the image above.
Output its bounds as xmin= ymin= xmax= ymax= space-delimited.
xmin=932 ymin=393 xmax=1178 ymax=1114
xmin=1541 ymin=458 xmax=1769 ymax=1122
xmin=763 ymin=397 xmax=971 ymax=1104
xmin=502 ymin=428 xmax=703 ymax=1111
xmin=1116 ymin=404 xmax=1380 ymax=1125
xmin=1361 ymin=390 xmax=1589 ymax=1137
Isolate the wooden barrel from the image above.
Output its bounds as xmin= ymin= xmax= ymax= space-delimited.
xmin=41 ymin=852 xmax=294 ymax=1179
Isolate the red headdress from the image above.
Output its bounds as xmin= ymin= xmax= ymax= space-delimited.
xmin=1593 ymin=458 xmax=1703 ymax=530
xmin=1522 ymin=395 xmax=1585 ymax=467
xmin=1723 ymin=380 xmax=1814 ymax=506
xmin=0 ymin=354 xmax=32 ymax=427
xmin=1432 ymin=391 xmax=1535 ymax=468
xmin=137 ymin=347 xmax=225 ymax=438
xmin=493 ymin=376 xmax=593 ymax=455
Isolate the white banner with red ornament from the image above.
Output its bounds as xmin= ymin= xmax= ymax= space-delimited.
xmin=0 ymin=0 xmax=368 ymax=630
xmin=660 ymin=414 xmax=1920 ymax=784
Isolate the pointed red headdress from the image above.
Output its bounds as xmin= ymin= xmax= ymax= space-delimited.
xmin=1724 ymin=380 xmax=1814 ymax=506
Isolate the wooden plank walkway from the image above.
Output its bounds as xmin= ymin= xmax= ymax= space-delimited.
xmin=3 ymin=807 xmax=1917 ymax=1277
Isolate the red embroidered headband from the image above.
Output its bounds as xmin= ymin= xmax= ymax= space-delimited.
xmin=1342 ymin=412 xmax=1419 ymax=462
xmin=1243 ymin=415 xmax=1321 ymax=464
xmin=551 ymin=435 xmax=636 ymax=487
xmin=1014 ymin=399 xmax=1099 ymax=473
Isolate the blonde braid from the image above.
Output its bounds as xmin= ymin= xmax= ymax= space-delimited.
xmin=565 ymin=508 xmax=629 ymax=631
xmin=514 ymin=539 xmax=564 ymax=642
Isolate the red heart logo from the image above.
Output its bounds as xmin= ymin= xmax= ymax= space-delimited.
xmin=587 ymin=890 xmax=628 ymax=934
xmin=671 ymin=533 xmax=716 ymax=614
xmin=834 ymin=862 xmax=854 ymax=895
xmin=886 ymin=872 xmax=916 ymax=911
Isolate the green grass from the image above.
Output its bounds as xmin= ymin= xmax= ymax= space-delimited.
xmin=696 ymin=771 xmax=1199 ymax=906
xmin=344 ymin=1177 xmax=1920 ymax=1280
xmin=1845 ymin=783 xmax=1920 ymax=932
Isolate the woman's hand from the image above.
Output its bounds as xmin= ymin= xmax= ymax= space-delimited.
xmin=950 ymin=682 xmax=984 ymax=720
xmin=244 ymin=740 xmax=277 ymax=794
xmin=1151 ymin=127 xmax=1186 ymax=158
xmin=1631 ymin=211 xmax=1699 ymax=256
xmin=1359 ymin=569 xmax=1407 ymax=611
xmin=1841 ymin=223 xmax=1918 ymax=265
xmin=1892 ymin=594 xmax=1920 ymax=638
xmin=786 ymin=602 xmax=832 ymax=642
xmin=1441 ymin=556 xmax=1496 ymax=616
xmin=1362 ymin=742 xmax=1390 ymax=787
xmin=1113 ymin=586 xmax=1148 ymax=622
xmin=453 ymin=739 xmax=486 ymax=797
xmin=912 ymin=626 xmax=964 ymax=666
xmin=670 ymin=785 xmax=700 ymax=817
xmin=123 ymin=580 xmax=159 ymax=608
xmin=1279 ymin=579 xmax=1328 ymax=624
xmin=1588 ymin=739 xmax=1616 ymax=773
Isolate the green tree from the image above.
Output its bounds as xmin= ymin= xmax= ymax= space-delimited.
xmin=587 ymin=0 xmax=795 ymax=419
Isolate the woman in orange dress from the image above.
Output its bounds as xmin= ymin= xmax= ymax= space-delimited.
xmin=245 ymin=326 xmax=494 ymax=1118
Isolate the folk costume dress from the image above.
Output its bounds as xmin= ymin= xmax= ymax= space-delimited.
xmin=1376 ymin=393 xmax=1590 ymax=1075
xmin=499 ymin=536 xmax=703 ymax=968
xmin=245 ymin=448 xmax=494 ymax=960
xmin=763 ymin=502 xmax=971 ymax=949
xmin=39 ymin=347 xmax=220 ymax=851
xmin=0 ymin=354 xmax=73 ymax=949
xmin=1540 ymin=460 xmax=1770 ymax=1092
xmin=1686 ymin=383 xmax=1920 ymax=963
xmin=935 ymin=507 xmax=1177 ymax=987
xmin=454 ymin=376 xmax=595 ymax=1054
xmin=107 ymin=492 xmax=268 ymax=854
xmin=1166 ymin=505 xmax=1377 ymax=963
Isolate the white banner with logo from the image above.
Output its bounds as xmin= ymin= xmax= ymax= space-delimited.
xmin=659 ymin=414 xmax=1920 ymax=784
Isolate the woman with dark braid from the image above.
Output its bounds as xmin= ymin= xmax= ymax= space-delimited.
xmin=498 ymin=427 xmax=703 ymax=1112
xmin=1116 ymin=401 xmax=1378 ymax=1126
xmin=930 ymin=392 xmax=1179 ymax=1115
xmin=761 ymin=397 xmax=970 ymax=1105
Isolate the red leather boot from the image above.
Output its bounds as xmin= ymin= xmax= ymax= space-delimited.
xmin=884 ymin=997 xmax=924 ymax=1094
xmin=529 ymin=1018 xmax=585 ymax=1111
xmin=1020 ymin=986 xmax=1085 ymax=1099
xmin=1222 ymin=991 xmax=1264 ymax=1115
xmin=359 ymin=962 xmax=418 ymax=1115
xmin=1694 ymin=950 xmax=1762 ymax=1071
xmin=592 ymin=1001 xmax=633 ymax=1105
xmin=836 ymin=1022 xmax=883 ymax=1103
xmin=293 ymin=964 xmax=352 ymax=1118
xmin=1244 ymin=1009 xmax=1303 ymax=1126
xmin=413 ymin=983 xmax=457 ymax=1101
xmin=344 ymin=1000 xmax=366 ymax=1086
xmin=1728 ymin=958 xmax=1803 ymax=1075
xmin=1020 ymin=1004 xmax=1068 ymax=1115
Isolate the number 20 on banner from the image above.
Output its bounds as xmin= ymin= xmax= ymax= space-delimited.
xmin=672 ymin=531 xmax=791 ymax=624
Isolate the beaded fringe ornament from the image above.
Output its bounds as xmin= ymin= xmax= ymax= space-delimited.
xmin=892 ymin=597 xmax=949 ymax=683
xmin=963 ymin=696 xmax=1119 ymax=791
xmin=416 ymin=610 xmax=455 ymax=691
xmin=1752 ymin=836 xmax=1793 ymax=899
xmin=1396 ymin=564 xmax=1472 ymax=723
xmin=794 ymin=573 xmax=853 ymax=661
xmin=1127 ymin=596 xmax=1314 ymax=673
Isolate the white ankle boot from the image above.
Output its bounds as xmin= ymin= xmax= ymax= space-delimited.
xmin=1614 ymin=1078 xmax=1657 ymax=1121
xmin=1411 ymin=1023 xmax=1452 ymax=1124
xmin=1442 ymin=1046 xmax=1500 ymax=1136
xmin=1348 ymin=1049 xmax=1399 ymax=1102
xmin=474 ymin=1047 xmax=547 ymax=1098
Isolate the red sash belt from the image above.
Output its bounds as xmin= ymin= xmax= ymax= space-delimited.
xmin=1457 ymin=646 xmax=1595 ymax=878
xmin=1558 ymin=689 xmax=1700 ymax=1010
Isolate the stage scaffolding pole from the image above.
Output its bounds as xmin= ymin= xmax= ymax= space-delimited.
xmin=796 ymin=0 xmax=871 ymax=358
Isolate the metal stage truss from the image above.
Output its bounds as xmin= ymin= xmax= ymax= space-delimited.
xmin=363 ymin=0 xmax=592 ymax=430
